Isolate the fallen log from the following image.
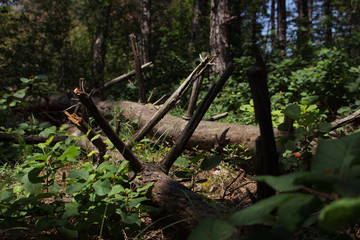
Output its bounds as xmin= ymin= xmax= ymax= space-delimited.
xmin=0 ymin=133 xmax=67 ymax=144
xmin=115 ymin=101 xmax=285 ymax=152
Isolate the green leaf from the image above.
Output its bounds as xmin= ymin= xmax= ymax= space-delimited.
xmin=319 ymin=123 xmax=332 ymax=133
xmin=284 ymin=140 xmax=297 ymax=151
xmin=48 ymin=183 xmax=60 ymax=193
xmin=120 ymin=212 xmax=139 ymax=225
xmin=174 ymin=157 xmax=189 ymax=167
xmin=93 ymin=179 xmax=112 ymax=196
xmin=200 ymin=155 xmax=221 ymax=171
xmin=188 ymin=216 xmax=234 ymax=240
xmin=13 ymin=88 xmax=27 ymax=99
xmin=45 ymin=136 xmax=54 ymax=146
xmin=278 ymin=194 xmax=321 ymax=232
xmin=66 ymin=181 xmax=87 ymax=194
xmin=20 ymin=78 xmax=31 ymax=83
xmin=90 ymin=134 xmax=101 ymax=142
xmin=312 ymin=132 xmax=360 ymax=179
xmin=87 ymin=150 xmax=98 ymax=157
xmin=190 ymin=151 xmax=206 ymax=164
xmin=27 ymin=167 xmax=44 ymax=184
xmin=174 ymin=169 xmax=194 ymax=179
xmin=62 ymin=202 xmax=79 ymax=219
xmin=283 ymin=104 xmax=301 ymax=121
xmin=68 ymin=168 xmax=90 ymax=180
xmin=231 ymin=194 xmax=293 ymax=226
xmin=23 ymin=182 xmax=42 ymax=195
xmin=254 ymin=172 xmax=311 ymax=192
xmin=128 ymin=197 xmax=148 ymax=208
xmin=58 ymin=223 xmax=78 ymax=239
xmin=58 ymin=146 xmax=79 ymax=160
xmin=108 ymin=184 xmax=124 ymax=196
xmin=318 ymin=197 xmax=360 ymax=233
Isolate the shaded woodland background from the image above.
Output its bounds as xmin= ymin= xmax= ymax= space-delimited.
xmin=2 ymin=0 xmax=360 ymax=239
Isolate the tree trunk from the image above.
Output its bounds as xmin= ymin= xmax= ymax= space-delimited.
xmin=210 ymin=0 xmax=230 ymax=75
xmin=270 ymin=0 xmax=276 ymax=48
xmin=115 ymin=101 xmax=285 ymax=152
xmin=296 ymin=0 xmax=310 ymax=59
xmin=140 ymin=0 xmax=151 ymax=64
xmin=323 ymin=0 xmax=333 ymax=46
xmin=276 ymin=0 xmax=286 ymax=55
xmin=189 ymin=0 xmax=207 ymax=59
xmin=92 ymin=0 xmax=112 ymax=97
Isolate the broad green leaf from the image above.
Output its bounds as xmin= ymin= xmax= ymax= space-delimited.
xmin=66 ymin=181 xmax=87 ymax=194
xmin=278 ymin=194 xmax=321 ymax=232
xmin=319 ymin=123 xmax=332 ymax=133
xmin=283 ymin=104 xmax=301 ymax=121
xmin=128 ymin=197 xmax=148 ymax=208
xmin=68 ymin=168 xmax=90 ymax=180
xmin=188 ymin=216 xmax=234 ymax=240
xmin=312 ymin=132 xmax=360 ymax=179
xmin=58 ymin=146 xmax=80 ymax=160
xmin=200 ymin=155 xmax=221 ymax=171
xmin=87 ymin=150 xmax=98 ymax=157
xmin=45 ymin=136 xmax=54 ymax=146
xmin=333 ymin=179 xmax=360 ymax=198
xmin=62 ymin=202 xmax=79 ymax=219
xmin=93 ymin=179 xmax=111 ymax=196
xmin=174 ymin=169 xmax=194 ymax=179
xmin=108 ymin=184 xmax=124 ymax=196
xmin=254 ymin=172 xmax=311 ymax=192
xmin=23 ymin=182 xmax=42 ymax=195
xmin=13 ymin=88 xmax=27 ymax=99
xmin=300 ymin=95 xmax=319 ymax=105
xmin=284 ymin=140 xmax=297 ymax=151
xmin=231 ymin=194 xmax=294 ymax=226
xmin=58 ymin=223 xmax=78 ymax=239
xmin=174 ymin=157 xmax=189 ymax=167
xmin=27 ymin=167 xmax=44 ymax=184
xmin=190 ymin=151 xmax=206 ymax=164
xmin=318 ymin=197 xmax=360 ymax=233
xmin=120 ymin=212 xmax=139 ymax=225
xmin=137 ymin=182 xmax=154 ymax=193
xmin=48 ymin=183 xmax=60 ymax=193
xmin=20 ymin=78 xmax=31 ymax=83
xmin=39 ymin=126 xmax=56 ymax=137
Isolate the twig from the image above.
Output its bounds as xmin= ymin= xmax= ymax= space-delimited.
xmin=147 ymin=87 xmax=157 ymax=102
xmin=153 ymin=94 xmax=166 ymax=105
xmin=221 ymin=170 xmax=244 ymax=200
xmin=207 ymin=112 xmax=229 ymax=121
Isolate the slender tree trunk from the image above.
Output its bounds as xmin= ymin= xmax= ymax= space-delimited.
xmin=140 ymin=0 xmax=151 ymax=64
xmin=189 ymin=0 xmax=207 ymax=59
xmin=296 ymin=0 xmax=310 ymax=58
xmin=270 ymin=0 xmax=276 ymax=48
xmin=276 ymin=0 xmax=286 ymax=55
xmin=210 ymin=0 xmax=230 ymax=75
xmin=323 ymin=0 xmax=332 ymax=46
xmin=92 ymin=0 xmax=112 ymax=97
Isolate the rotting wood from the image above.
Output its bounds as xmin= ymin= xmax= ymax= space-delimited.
xmin=129 ymin=55 xmax=215 ymax=144
xmin=182 ymin=74 xmax=203 ymax=120
xmin=158 ymin=63 xmax=235 ymax=174
xmin=130 ymin=33 xmax=147 ymax=103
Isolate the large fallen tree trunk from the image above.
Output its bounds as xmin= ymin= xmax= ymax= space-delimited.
xmin=115 ymin=101 xmax=285 ymax=152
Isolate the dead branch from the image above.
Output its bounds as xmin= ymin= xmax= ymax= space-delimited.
xmin=74 ymin=88 xmax=145 ymax=172
xmin=129 ymin=55 xmax=215 ymax=144
xmin=158 ymin=63 xmax=235 ymax=174
xmin=330 ymin=108 xmax=360 ymax=131
xmin=64 ymin=110 xmax=107 ymax=163
xmin=207 ymin=112 xmax=229 ymax=121
xmin=92 ymin=62 xmax=153 ymax=95
xmin=0 ymin=133 xmax=67 ymax=144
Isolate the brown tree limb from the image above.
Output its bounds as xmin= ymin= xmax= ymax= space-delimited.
xmin=64 ymin=110 xmax=107 ymax=163
xmin=182 ymin=74 xmax=203 ymax=120
xmin=207 ymin=112 xmax=229 ymax=121
xmin=92 ymin=62 xmax=153 ymax=96
xmin=130 ymin=33 xmax=147 ymax=103
xmin=129 ymin=55 xmax=215 ymax=144
xmin=330 ymin=108 xmax=360 ymax=131
xmin=158 ymin=63 xmax=235 ymax=174
xmin=74 ymin=88 xmax=145 ymax=172
xmin=0 ymin=133 xmax=67 ymax=144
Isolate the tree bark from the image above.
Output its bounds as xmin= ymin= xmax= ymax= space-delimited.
xmin=92 ymin=0 xmax=112 ymax=97
xmin=115 ymin=101 xmax=285 ymax=153
xmin=296 ymin=0 xmax=310 ymax=58
xmin=140 ymin=0 xmax=151 ymax=64
xmin=189 ymin=0 xmax=207 ymax=59
xmin=210 ymin=0 xmax=230 ymax=75
xmin=130 ymin=33 xmax=147 ymax=103
xmin=276 ymin=0 xmax=286 ymax=55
